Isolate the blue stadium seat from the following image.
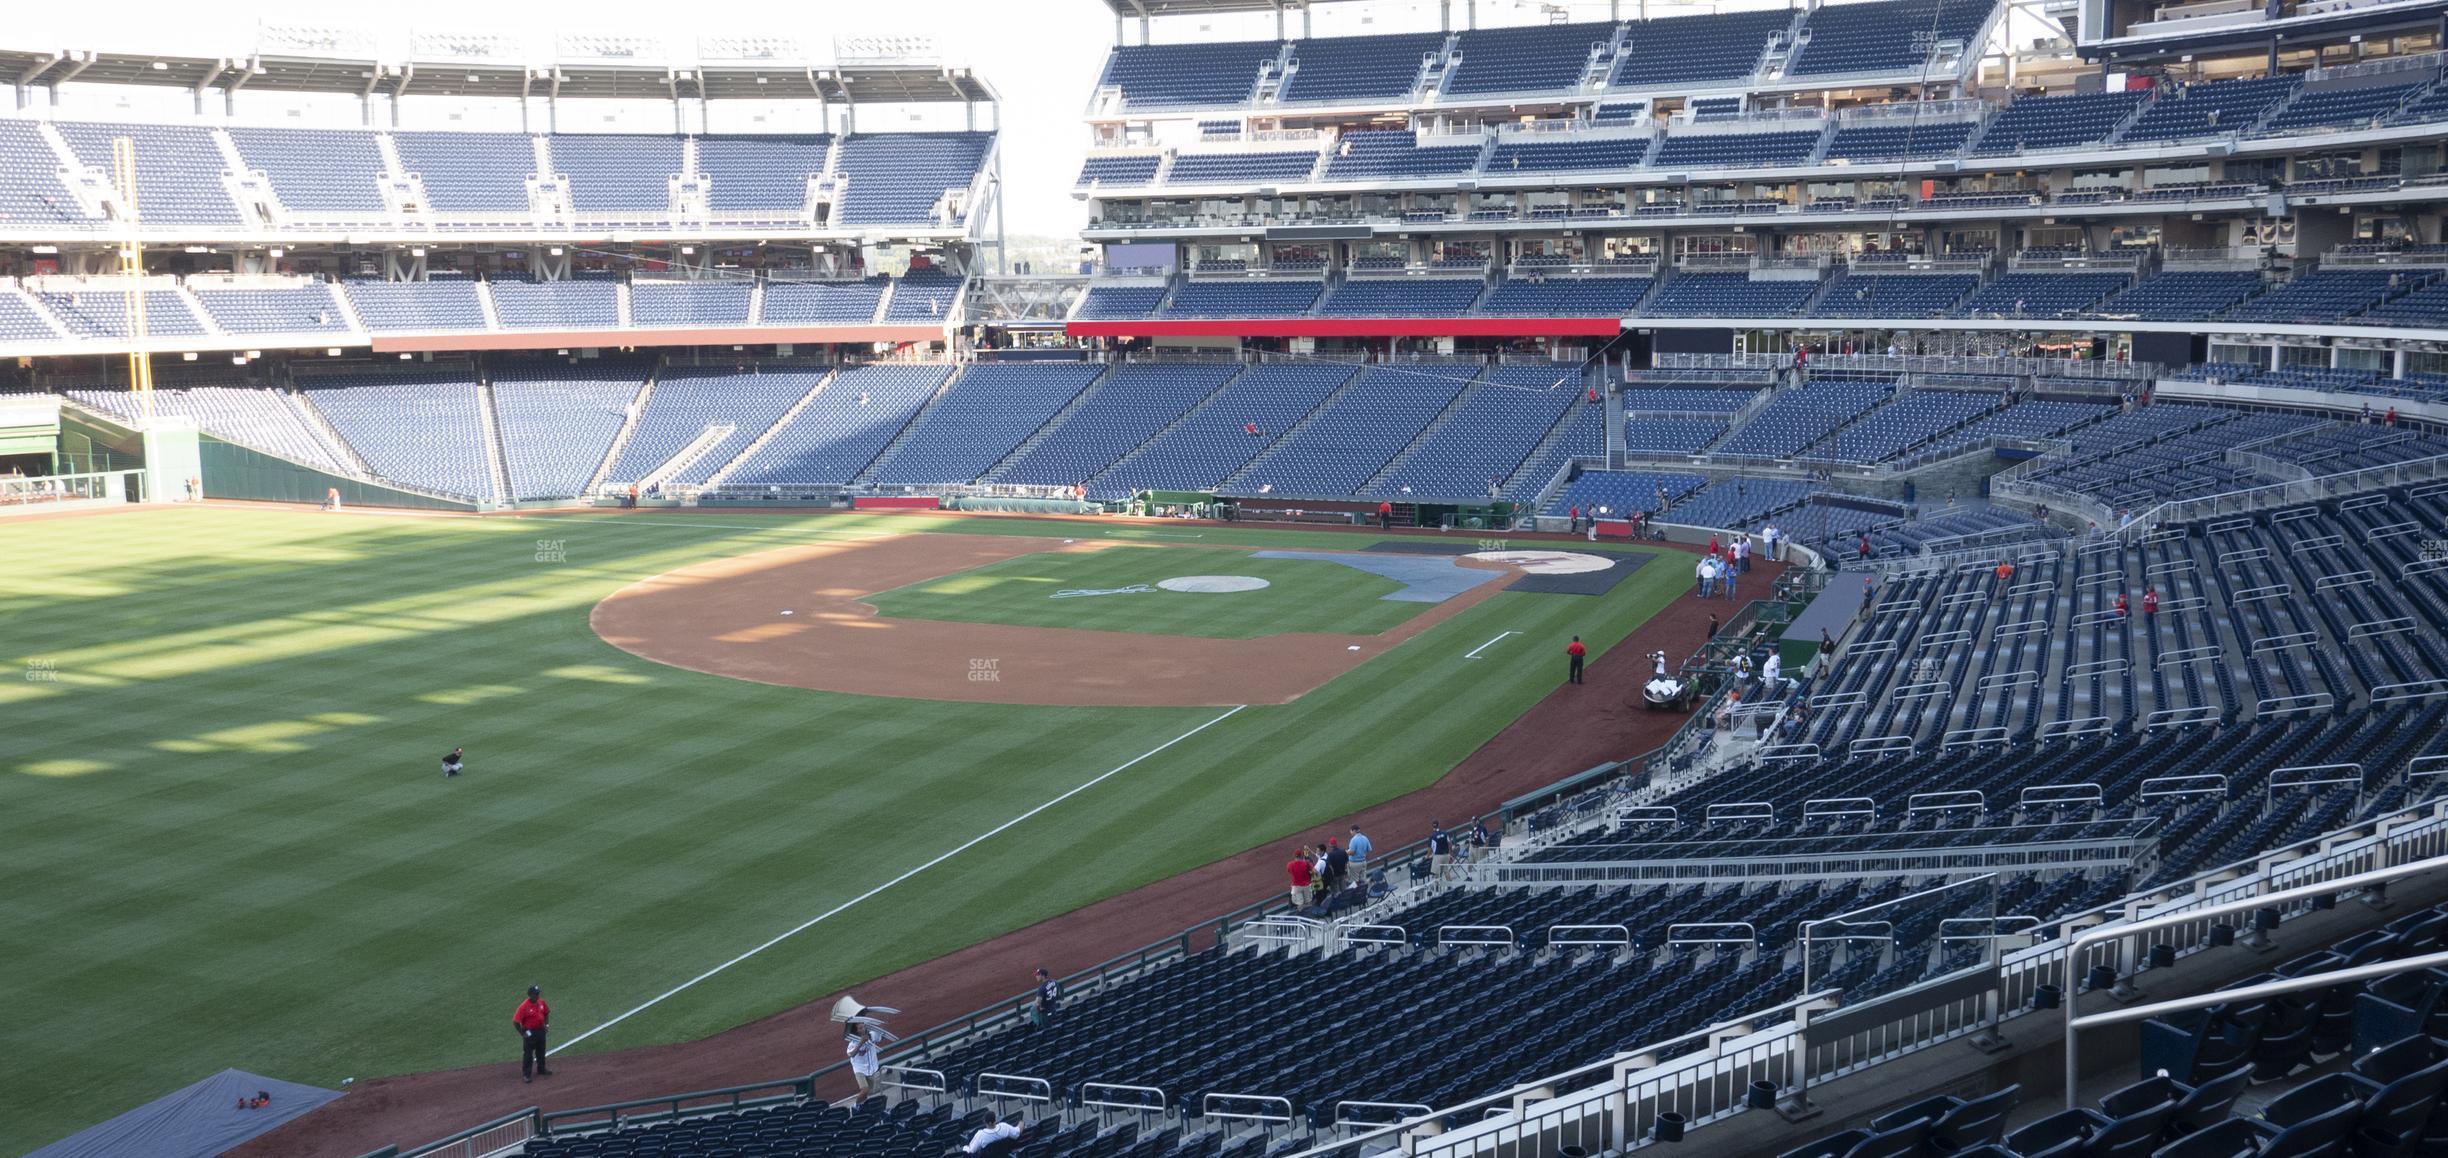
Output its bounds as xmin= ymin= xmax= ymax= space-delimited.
xmin=226 ymin=127 xmax=388 ymax=215
xmin=833 ymin=132 xmax=992 ymax=227
xmin=1446 ymin=21 xmax=1616 ymax=96
xmin=1097 ymin=40 xmax=1280 ymax=109
xmin=695 ymin=134 xmax=831 ymax=218
xmin=53 ymin=121 xmax=243 ymax=226
xmin=1970 ymin=89 xmax=2147 ymax=154
xmin=1786 ymin=0 xmax=1995 ymax=78
xmin=343 ymin=279 xmax=489 ymax=332
xmin=1645 ymin=273 xmax=1819 ymax=318
xmin=1614 ymin=10 xmax=1793 ymax=88
xmin=1279 ymin=32 xmax=1445 ymax=104
xmin=1316 ymin=277 xmax=1484 ymax=317
xmin=394 ymin=131 xmax=535 ymax=214
xmin=868 ymin=363 xmax=1104 ymax=487
xmin=630 ymin=280 xmax=751 ymax=327
xmin=550 ymin=134 xmax=682 ymax=216
xmin=1322 ymin=131 xmax=1483 ymax=181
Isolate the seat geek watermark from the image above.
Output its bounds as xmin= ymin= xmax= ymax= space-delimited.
xmin=969 ymin=658 xmax=1000 ymax=683
xmin=535 ymin=539 xmax=568 ymax=564
xmin=25 ymin=658 xmax=57 ymax=683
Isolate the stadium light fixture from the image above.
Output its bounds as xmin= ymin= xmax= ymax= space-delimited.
xmin=326 ymin=348 xmax=342 ymax=356
xmin=182 ymin=351 xmax=197 ymax=361
xmin=31 ymin=245 xmax=56 ymax=254
xmin=151 ymin=61 xmax=168 ymax=70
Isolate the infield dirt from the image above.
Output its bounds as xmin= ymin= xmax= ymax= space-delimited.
xmin=592 ymin=531 xmax=1518 ymax=707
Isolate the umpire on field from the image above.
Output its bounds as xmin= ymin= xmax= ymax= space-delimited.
xmin=514 ymin=985 xmax=552 ymax=1082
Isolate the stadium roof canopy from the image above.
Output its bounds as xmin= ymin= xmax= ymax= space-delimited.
xmin=1100 ymin=0 xmax=1313 ymax=13
xmin=0 ymin=31 xmax=997 ymax=104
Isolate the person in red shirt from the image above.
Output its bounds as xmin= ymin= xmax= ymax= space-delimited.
xmin=2387 ymin=406 xmax=2398 ymax=427
xmin=1587 ymin=385 xmax=1600 ymax=404
xmin=2142 ymin=589 xmax=2159 ymax=615
xmin=1286 ymin=846 xmax=1315 ymax=908
xmin=1858 ymin=534 xmax=1871 ymax=560
xmin=1707 ymin=533 xmax=1721 ymax=556
xmin=1244 ymin=421 xmax=1259 ymax=436
xmin=1994 ymin=560 xmax=2015 ymax=597
xmin=1566 ymin=635 xmax=1587 ymax=684
xmin=2114 ymin=592 xmax=2130 ymax=618
xmin=1377 ymin=500 xmax=1393 ymax=530
xmin=514 ymin=985 xmax=552 ymax=1082
xmin=1568 ymin=504 xmax=1580 ymax=533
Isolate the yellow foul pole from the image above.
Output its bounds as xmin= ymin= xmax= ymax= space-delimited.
xmin=112 ymin=136 xmax=153 ymax=423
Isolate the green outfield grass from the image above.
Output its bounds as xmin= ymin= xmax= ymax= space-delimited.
xmin=865 ymin=544 xmax=1436 ymax=637
xmin=0 ymin=508 xmax=1683 ymax=1154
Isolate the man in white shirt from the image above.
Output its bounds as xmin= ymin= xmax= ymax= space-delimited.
xmin=1763 ymin=652 xmax=1784 ymax=692
xmin=845 ymin=1025 xmax=881 ymax=1098
xmin=1696 ymin=555 xmax=1716 ymax=598
xmin=964 ymin=1118 xmax=1028 ymax=1154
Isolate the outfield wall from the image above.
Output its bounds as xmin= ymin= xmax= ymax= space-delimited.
xmin=197 ymin=440 xmax=479 ymax=511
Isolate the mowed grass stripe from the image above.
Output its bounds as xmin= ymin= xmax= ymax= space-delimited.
xmin=0 ymin=507 xmax=1671 ymax=1151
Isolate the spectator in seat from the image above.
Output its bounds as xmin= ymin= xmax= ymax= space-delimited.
xmin=1032 ymin=968 xmax=1061 ymax=1028
xmin=964 ymin=1117 xmax=1029 ymax=1155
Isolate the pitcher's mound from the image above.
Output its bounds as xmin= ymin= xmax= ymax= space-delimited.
xmin=1158 ymin=575 xmax=1272 ymax=593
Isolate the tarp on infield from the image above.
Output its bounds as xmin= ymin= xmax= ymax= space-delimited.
xmin=26 ymin=1068 xmax=342 ymax=1158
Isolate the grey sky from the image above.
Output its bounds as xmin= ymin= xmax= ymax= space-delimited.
xmin=20 ymin=0 xmax=1660 ymax=236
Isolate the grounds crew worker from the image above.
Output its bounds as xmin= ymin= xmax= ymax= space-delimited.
xmin=1566 ymin=636 xmax=1587 ymax=684
xmin=515 ymin=985 xmax=552 ymax=1082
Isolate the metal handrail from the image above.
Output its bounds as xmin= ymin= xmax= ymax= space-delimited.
xmin=2062 ymin=851 xmax=2448 ymax=1106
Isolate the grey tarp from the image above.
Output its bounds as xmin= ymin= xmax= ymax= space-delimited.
xmin=26 ymin=1068 xmax=342 ymax=1158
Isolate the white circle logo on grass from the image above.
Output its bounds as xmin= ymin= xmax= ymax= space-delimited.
xmin=1158 ymin=575 xmax=1272 ymax=593
xmin=1467 ymin=550 xmax=1613 ymax=575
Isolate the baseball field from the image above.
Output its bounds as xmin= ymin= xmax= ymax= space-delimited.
xmin=0 ymin=505 xmax=1690 ymax=1154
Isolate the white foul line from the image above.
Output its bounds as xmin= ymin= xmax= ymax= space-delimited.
xmin=550 ymin=703 xmax=1249 ymax=1054
xmin=1464 ymin=631 xmax=1521 ymax=660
